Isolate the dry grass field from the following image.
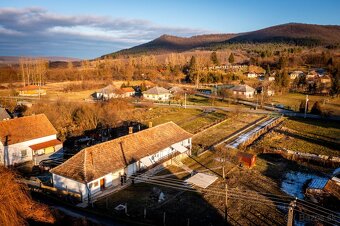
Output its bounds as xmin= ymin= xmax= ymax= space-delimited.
xmin=192 ymin=113 xmax=262 ymax=154
xmin=141 ymin=107 xmax=228 ymax=134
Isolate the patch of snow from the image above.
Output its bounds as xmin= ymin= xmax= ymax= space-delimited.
xmin=281 ymin=171 xmax=327 ymax=199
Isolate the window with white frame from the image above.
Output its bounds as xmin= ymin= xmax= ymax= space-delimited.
xmin=93 ymin=181 xmax=99 ymax=187
xmin=21 ymin=149 xmax=28 ymax=158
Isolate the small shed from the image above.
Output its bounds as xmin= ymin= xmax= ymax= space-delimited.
xmin=236 ymin=152 xmax=256 ymax=168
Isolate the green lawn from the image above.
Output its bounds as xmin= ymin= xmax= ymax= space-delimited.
xmin=186 ymin=95 xmax=236 ymax=107
xmin=270 ymin=93 xmax=340 ymax=116
xmin=254 ymin=117 xmax=340 ymax=156
xmin=143 ymin=107 xmax=227 ymax=134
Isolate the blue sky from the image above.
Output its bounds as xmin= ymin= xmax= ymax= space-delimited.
xmin=0 ymin=0 xmax=339 ymax=58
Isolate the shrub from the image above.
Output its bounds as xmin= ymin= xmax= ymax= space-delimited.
xmin=311 ymin=101 xmax=322 ymax=115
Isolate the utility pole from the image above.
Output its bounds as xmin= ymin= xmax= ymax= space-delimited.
xmin=304 ymin=95 xmax=309 ymax=118
xmin=261 ymin=86 xmax=264 ymax=108
xmin=225 ymin=183 xmax=228 ymax=224
xmin=287 ymin=199 xmax=296 ymax=226
xmin=184 ymin=93 xmax=187 ymax=109
xmin=163 ymin=211 xmax=166 ymax=226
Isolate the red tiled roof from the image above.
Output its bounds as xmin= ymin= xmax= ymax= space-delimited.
xmin=19 ymin=85 xmax=45 ymax=91
xmin=0 ymin=114 xmax=57 ymax=145
xmin=29 ymin=139 xmax=62 ymax=151
xmin=51 ymin=122 xmax=192 ymax=183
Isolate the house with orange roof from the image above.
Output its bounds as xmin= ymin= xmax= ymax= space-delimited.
xmin=19 ymin=85 xmax=46 ymax=96
xmin=0 ymin=114 xmax=62 ymax=166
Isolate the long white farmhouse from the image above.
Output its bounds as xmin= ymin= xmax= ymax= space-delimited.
xmin=143 ymin=86 xmax=171 ymax=101
xmin=0 ymin=114 xmax=62 ymax=166
xmin=50 ymin=122 xmax=192 ymax=202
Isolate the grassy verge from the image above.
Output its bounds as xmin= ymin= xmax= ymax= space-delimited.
xmin=270 ymin=92 xmax=340 ymax=115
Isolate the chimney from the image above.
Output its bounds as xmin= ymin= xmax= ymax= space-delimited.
xmin=129 ymin=126 xmax=133 ymax=134
xmin=149 ymin=121 xmax=153 ymax=128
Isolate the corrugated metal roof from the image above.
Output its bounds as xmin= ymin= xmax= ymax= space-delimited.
xmin=308 ymin=178 xmax=328 ymax=189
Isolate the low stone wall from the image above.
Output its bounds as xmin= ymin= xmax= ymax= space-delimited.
xmin=263 ymin=148 xmax=340 ymax=167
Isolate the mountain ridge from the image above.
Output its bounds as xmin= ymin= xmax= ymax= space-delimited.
xmin=103 ymin=23 xmax=340 ymax=58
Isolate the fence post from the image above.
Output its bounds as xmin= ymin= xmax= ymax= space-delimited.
xmin=163 ymin=212 xmax=166 ymax=226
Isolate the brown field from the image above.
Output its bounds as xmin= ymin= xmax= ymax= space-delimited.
xmin=192 ymin=113 xmax=262 ymax=154
xmin=252 ymin=117 xmax=340 ymax=157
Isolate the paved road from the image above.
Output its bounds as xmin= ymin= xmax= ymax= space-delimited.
xmin=189 ymin=93 xmax=340 ymax=121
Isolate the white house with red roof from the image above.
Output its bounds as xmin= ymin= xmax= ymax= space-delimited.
xmin=0 ymin=114 xmax=62 ymax=166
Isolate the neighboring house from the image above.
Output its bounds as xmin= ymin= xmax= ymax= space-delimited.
xmin=256 ymin=87 xmax=275 ymax=96
xmin=247 ymin=73 xmax=258 ymax=78
xmin=120 ymin=87 xmax=135 ymax=97
xmin=0 ymin=114 xmax=62 ymax=166
xmin=306 ymin=71 xmax=318 ymax=79
xmin=94 ymin=85 xmax=135 ymax=100
xmin=169 ymin=86 xmax=184 ymax=94
xmin=19 ymin=85 xmax=46 ymax=96
xmin=268 ymin=76 xmax=275 ymax=81
xmin=231 ymin=85 xmax=256 ymax=98
xmin=50 ymin=122 xmax=192 ymax=202
xmin=143 ymin=86 xmax=171 ymax=101
xmin=320 ymin=75 xmax=332 ymax=84
xmin=290 ymin=71 xmax=304 ymax=80
xmin=0 ymin=108 xmax=11 ymax=120
xmin=94 ymin=85 xmax=116 ymax=100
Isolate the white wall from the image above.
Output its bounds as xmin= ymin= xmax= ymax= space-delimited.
xmin=52 ymin=174 xmax=88 ymax=200
xmin=0 ymin=134 xmax=57 ymax=166
xmin=143 ymin=94 xmax=170 ymax=101
xmin=139 ymin=138 xmax=191 ymax=169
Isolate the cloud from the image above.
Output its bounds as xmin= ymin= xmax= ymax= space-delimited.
xmin=0 ymin=7 xmax=209 ymax=58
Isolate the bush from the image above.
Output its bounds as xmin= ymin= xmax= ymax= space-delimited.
xmin=311 ymin=101 xmax=322 ymax=115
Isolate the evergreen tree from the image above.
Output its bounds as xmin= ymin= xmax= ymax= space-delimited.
xmin=278 ymin=56 xmax=287 ymax=69
xmin=210 ymin=51 xmax=219 ymax=65
xmin=228 ymin=53 xmax=235 ymax=64
xmin=311 ymin=101 xmax=322 ymax=115
xmin=189 ymin=56 xmax=197 ymax=71
xmin=140 ymin=82 xmax=147 ymax=91
xmin=330 ymin=67 xmax=340 ymax=96
xmin=299 ymin=100 xmax=308 ymax=113
xmin=267 ymin=65 xmax=271 ymax=76
xmin=281 ymin=69 xmax=290 ymax=87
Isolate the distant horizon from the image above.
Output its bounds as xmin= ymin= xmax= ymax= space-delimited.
xmin=1 ymin=0 xmax=339 ymax=58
